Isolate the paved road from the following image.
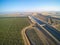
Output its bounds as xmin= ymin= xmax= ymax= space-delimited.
xmin=34 ymin=26 xmax=57 ymax=45
xmin=43 ymin=24 xmax=60 ymax=41
xmin=28 ymin=16 xmax=45 ymax=24
xmin=28 ymin=16 xmax=60 ymax=45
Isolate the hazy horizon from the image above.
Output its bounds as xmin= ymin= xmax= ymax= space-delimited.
xmin=0 ymin=0 xmax=60 ymax=13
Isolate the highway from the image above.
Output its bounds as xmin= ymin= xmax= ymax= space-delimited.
xmin=28 ymin=16 xmax=60 ymax=45
xmin=43 ymin=24 xmax=60 ymax=41
xmin=35 ymin=25 xmax=58 ymax=45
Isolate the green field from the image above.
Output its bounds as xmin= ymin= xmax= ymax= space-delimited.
xmin=0 ymin=17 xmax=30 ymax=45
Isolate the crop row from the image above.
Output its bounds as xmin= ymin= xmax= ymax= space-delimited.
xmin=0 ymin=17 xmax=30 ymax=45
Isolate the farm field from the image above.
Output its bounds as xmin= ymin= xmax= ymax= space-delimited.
xmin=26 ymin=28 xmax=43 ymax=45
xmin=0 ymin=17 xmax=30 ymax=45
xmin=51 ymin=19 xmax=60 ymax=31
xmin=56 ymin=24 xmax=60 ymax=31
xmin=56 ymin=20 xmax=60 ymax=30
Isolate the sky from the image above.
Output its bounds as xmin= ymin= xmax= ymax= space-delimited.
xmin=0 ymin=0 xmax=60 ymax=13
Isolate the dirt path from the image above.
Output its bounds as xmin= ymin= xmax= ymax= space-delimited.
xmin=21 ymin=23 xmax=58 ymax=45
xmin=21 ymin=24 xmax=34 ymax=45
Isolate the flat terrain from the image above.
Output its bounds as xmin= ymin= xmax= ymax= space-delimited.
xmin=26 ymin=28 xmax=43 ymax=45
xmin=0 ymin=17 xmax=30 ymax=45
xmin=56 ymin=24 xmax=60 ymax=30
xmin=52 ymin=19 xmax=60 ymax=31
xmin=56 ymin=20 xmax=60 ymax=30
